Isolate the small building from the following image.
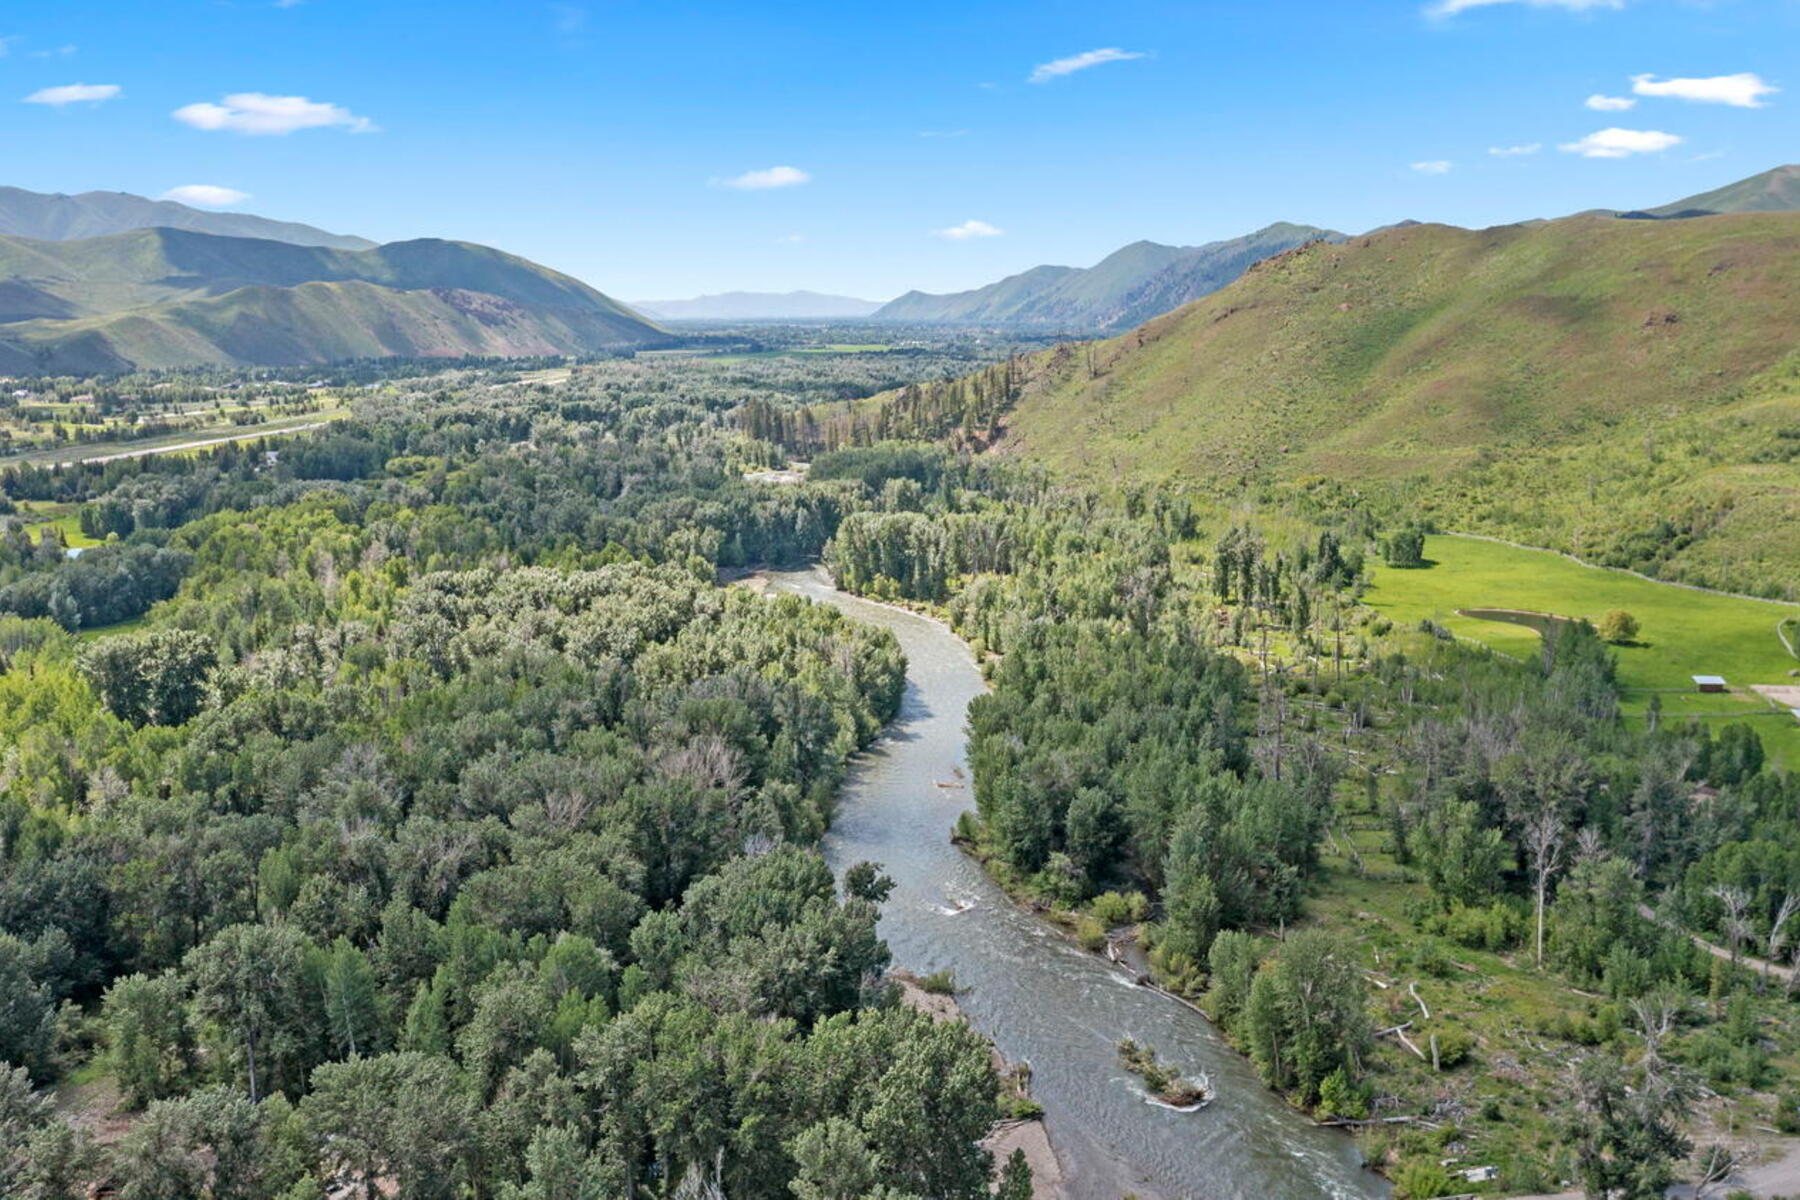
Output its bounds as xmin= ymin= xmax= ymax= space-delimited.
xmin=1693 ymin=675 xmax=1728 ymax=693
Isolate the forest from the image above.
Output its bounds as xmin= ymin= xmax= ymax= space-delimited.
xmin=0 ymin=353 xmax=1039 ymax=1200
xmin=2 ymin=336 xmax=1798 ymax=1198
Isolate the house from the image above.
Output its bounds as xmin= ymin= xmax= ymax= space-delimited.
xmin=1693 ymin=675 xmax=1728 ymax=693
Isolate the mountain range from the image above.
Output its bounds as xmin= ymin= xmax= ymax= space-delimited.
xmin=632 ymin=291 xmax=885 ymax=320
xmin=0 ymin=186 xmax=375 ymax=251
xmin=871 ymin=222 xmax=1341 ymax=331
xmin=0 ymin=224 xmax=670 ymax=374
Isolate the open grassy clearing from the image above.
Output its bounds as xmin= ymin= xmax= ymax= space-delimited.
xmin=1367 ymin=533 xmax=1800 ymax=763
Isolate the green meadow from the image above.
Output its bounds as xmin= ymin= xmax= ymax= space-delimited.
xmin=1367 ymin=533 xmax=1800 ymax=761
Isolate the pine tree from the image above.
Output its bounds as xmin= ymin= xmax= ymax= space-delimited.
xmin=995 ymin=1148 xmax=1033 ymax=1200
xmin=324 ymin=938 xmax=383 ymax=1058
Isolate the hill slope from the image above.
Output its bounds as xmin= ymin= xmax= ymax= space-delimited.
xmin=0 ymin=186 xmax=375 ymax=250
xmin=0 ymin=226 xmax=670 ymax=371
xmin=633 ymin=291 xmax=884 ymax=320
xmin=845 ymin=213 xmax=1800 ymax=596
xmin=871 ymin=223 xmax=1340 ymax=330
xmin=1641 ymin=165 xmax=1800 ymax=218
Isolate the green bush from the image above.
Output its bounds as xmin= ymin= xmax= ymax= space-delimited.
xmin=1074 ymin=914 xmax=1108 ymax=952
xmin=1392 ymin=1158 xmax=1458 ymax=1199
xmin=1090 ymin=891 xmax=1149 ymax=927
xmin=917 ymin=970 xmax=959 ymax=996
xmin=1316 ymin=1066 xmax=1371 ymax=1120
xmin=1428 ymin=1026 xmax=1475 ymax=1069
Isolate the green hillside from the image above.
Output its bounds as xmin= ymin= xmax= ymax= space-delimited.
xmin=844 ymin=211 xmax=1800 ymax=597
xmin=870 ymin=222 xmax=1339 ymax=330
xmin=0 ymin=226 xmax=671 ymax=371
xmin=1641 ymin=163 xmax=1800 ymax=218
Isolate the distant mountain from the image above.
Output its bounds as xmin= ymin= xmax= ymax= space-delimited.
xmin=0 ymin=226 xmax=671 ymax=373
xmin=1632 ymin=164 xmax=1800 ymax=219
xmin=633 ymin=291 xmax=884 ymax=320
xmin=0 ymin=186 xmax=375 ymax=251
xmin=871 ymin=222 xmax=1342 ymax=331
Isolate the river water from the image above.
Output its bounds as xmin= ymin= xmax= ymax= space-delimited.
xmin=762 ymin=568 xmax=1387 ymax=1200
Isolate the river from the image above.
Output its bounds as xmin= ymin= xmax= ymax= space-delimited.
xmin=761 ymin=567 xmax=1387 ymax=1200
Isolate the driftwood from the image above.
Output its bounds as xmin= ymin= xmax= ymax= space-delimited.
xmin=1313 ymin=1114 xmax=1443 ymax=1130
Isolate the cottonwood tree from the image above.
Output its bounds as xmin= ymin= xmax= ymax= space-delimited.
xmin=1523 ymin=805 xmax=1567 ymax=968
xmin=1709 ymin=884 xmax=1752 ymax=972
xmin=184 ymin=923 xmax=312 ymax=1102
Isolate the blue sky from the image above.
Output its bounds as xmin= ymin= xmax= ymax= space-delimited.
xmin=4 ymin=0 xmax=1795 ymax=301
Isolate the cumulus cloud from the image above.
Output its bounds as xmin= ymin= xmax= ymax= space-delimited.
xmin=1488 ymin=143 xmax=1542 ymax=156
xmin=1426 ymin=0 xmax=1621 ymax=17
xmin=1631 ymin=72 xmax=1777 ymax=108
xmin=24 ymin=82 xmax=120 ymax=106
xmin=1586 ymin=94 xmax=1636 ymax=111
xmin=1411 ymin=160 xmax=1454 ymax=174
xmin=1559 ymin=127 xmax=1682 ymax=158
xmin=173 ymin=93 xmax=376 ymax=135
xmin=1028 ymin=48 xmax=1145 ymax=84
xmin=933 ymin=219 xmax=1003 ymax=240
xmin=161 ymin=185 xmax=251 ymax=208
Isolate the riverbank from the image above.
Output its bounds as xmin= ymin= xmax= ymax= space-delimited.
xmin=760 ymin=565 xmax=1383 ymax=1199
xmin=893 ymin=972 xmax=1065 ymax=1199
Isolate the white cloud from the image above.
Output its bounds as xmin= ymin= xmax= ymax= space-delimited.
xmin=718 ymin=165 xmax=810 ymax=190
xmin=1488 ymin=143 xmax=1542 ymax=156
xmin=23 ymin=82 xmax=120 ymax=106
xmin=1411 ymin=160 xmax=1454 ymax=174
xmin=775 ymin=233 xmax=805 ymax=244
xmin=1559 ymin=127 xmax=1682 ymax=158
xmin=1631 ymin=72 xmax=1777 ymax=108
xmin=173 ymin=93 xmax=376 ymax=135
xmin=161 ymin=185 xmax=251 ymax=208
xmin=1426 ymin=0 xmax=1621 ymax=18
xmin=1028 ymin=48 xmax=1145 ymax=84
xmin=933 ymin=219 xmax=1003 ymax=240
xmin=1586 ymin=93 xmax=1636 ymax=111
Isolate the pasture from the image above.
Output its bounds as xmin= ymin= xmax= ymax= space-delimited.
xmin=1367 ymin=533 xmax=1800 ymax=761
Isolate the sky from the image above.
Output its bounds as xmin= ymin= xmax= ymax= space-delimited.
xmin=2 ymin=0 xmax=1795 ymax=301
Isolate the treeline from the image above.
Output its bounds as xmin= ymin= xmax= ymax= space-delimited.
xmin=742 ymin=357 xmax=1027 ymax=457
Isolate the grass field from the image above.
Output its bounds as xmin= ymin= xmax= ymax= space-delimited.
xmin=1367 ymin=533 xmax=1800 ymax=762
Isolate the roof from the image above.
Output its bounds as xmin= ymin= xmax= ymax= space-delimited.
xmin=1693 ymin=675 xmax=1727 ymax=685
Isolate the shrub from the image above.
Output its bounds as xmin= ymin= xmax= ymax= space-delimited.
xmin=1428 ymin=1026 xmax=1475 ymax=1069
xmin=1316 ymin=1067 xmax=1371 ymax=1120
xmin=1090 ymin=891 xmax=1149 ymax=927
xmin=1074 ymin=915 xmax=1108 ymax=953
xmin=1392 ymin=1158 xmax=1459 ymax=1199
xmin=917 ymin=970 xmax=959 ymax=996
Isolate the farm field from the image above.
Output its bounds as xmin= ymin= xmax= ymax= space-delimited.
xmin=1367 ymin=533 xmax=1800 ymax=762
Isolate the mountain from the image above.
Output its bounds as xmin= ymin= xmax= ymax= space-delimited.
xmin=846 ymin=211 xmax=1800 ymax=596
xmin=632 ymin=291 xmax=884 ymax=320
xmin=0 ymin=186 xmax=375 ymax=251
xmin=1634 ymin=164 xmax=1800 ymax=219
xmin=871 ymin=222 xmax=1342 ymax=330
xmin=0 ymin=226 xmax=670 ymax=372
